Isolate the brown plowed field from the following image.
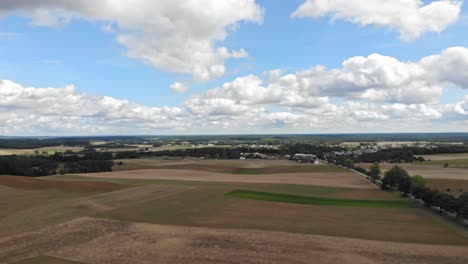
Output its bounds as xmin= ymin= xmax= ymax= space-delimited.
xmin=76 ymin=169 xmax=376 ymax=189
xmin=1 ymin=217 xmax=468 ymax=264
xmin=0 ymin=175 xmax=127 ymax=193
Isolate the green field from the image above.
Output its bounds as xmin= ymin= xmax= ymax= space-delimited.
xmin=226 ymin=190 xmax=411 ymax=208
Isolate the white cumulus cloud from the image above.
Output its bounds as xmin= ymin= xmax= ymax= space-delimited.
xmin=0 ymin=0 xmax=264 ymax=81
xmin=170 ymin=82 xmax=189 ymax=94
xmin=0 ymin=80 xmax=185 ymax=135
xmin=292 ymin=0 xmax=462 ymax=41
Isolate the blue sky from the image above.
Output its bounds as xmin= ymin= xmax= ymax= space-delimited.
xmin=0 ymin=0 xmax=468 ymax=135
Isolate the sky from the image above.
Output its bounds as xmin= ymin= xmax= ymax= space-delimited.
xmin=0 ymin=0 xmax=468 ymax=136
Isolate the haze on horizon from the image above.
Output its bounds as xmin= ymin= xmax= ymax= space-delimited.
xmin=0 ymin=0 xmax=467 ymax=136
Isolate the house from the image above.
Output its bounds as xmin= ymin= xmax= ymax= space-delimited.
xmin=292 ymin=153 xmax=317 ymax=163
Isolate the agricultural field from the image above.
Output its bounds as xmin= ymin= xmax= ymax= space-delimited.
xmin=0 ymin=146 xmax=84 ymax=156
xmin=2 ymin=159 xmax=468 ymax=263
xmin=359 ymin=157 xmax=468 ymax=196
xmin=358 ymin=162 xmax=468 ymax=180
xmin=426 ymin=179 xmax=468 ymax=197
xmin=419 ymin=153 xmax=468 ymax=161
xmin=89 ymin=160 xmax=370 ymax=188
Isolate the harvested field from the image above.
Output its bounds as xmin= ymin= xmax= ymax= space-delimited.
xmin=1 ymin=217 xmax=468 ymax=264
xmin=0 ymin=176 xmax=127 ymax=193
xmin=114 ymin=158 xmax=302 ymax=171
xmin=0 ymin=148 xmax=34 ymax=156
xmin=151 ymin=163 xmax=346 ymax=174
xmin=96 ymin=185 xmax=468 ymax=245
xmin=11 ymin=256 xmax=85 ymax=264
xmin=419 ymin=158 xmax=468 ymax=167
xmin=358 ymin=163 xmax=468 ymax=180
xmin=75 ymin=169 xmax=375 ymax=188
xmin=426 ymin=179 xmax=468 ymax=197
xmin=0 ymin=146 xmax=83 ymax=156
xmin=0 ymin=184 xmax=188 ymax=238
xmin=49 ymin=175 xmax=398 ymax=200
xmin=419 ymin=153 xmax=468 ymax=161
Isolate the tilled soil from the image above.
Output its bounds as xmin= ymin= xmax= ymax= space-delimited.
xmin=1 ymin=217 xmax=468 ymax=264
xmin=0 ymin=176 xmax=127 ymax=193
xmin=77 ymin=169 xmax=376 ymax=188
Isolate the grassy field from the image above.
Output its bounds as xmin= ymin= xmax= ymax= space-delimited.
xmin=226 ymin=190 xmax=411 ymax=208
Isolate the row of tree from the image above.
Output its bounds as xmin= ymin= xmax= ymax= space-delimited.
xmin=381 ymin=165 xmax=468 ymax=220
xmin=61 ymin=160 xmax=114 ymax=174
xmin=0 ymin=156 xmax=58 ymax=176
xmin=358 ymin=163 xmax=468 ymax=221
xmin=114 ymin=147 xmax=243 ymax=159
xmin=342 ymin=160 xmax=468 ymax=221
xmin=357 ymin=149 xmax=422 ymax=163
xmin=0 ymin=155 xmax=113 ymax=177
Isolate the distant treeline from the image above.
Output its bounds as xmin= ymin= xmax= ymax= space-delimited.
xmin=0 ymin=156 xmax=58 ymax=176
xmin=282 ymin=144 xmax=344 ymax=158
xmin=49 ymin=152 xmax=113 ymax=162
xmin=354 ymin=145 xmax=468 ymax=163
xmin=111 ymin=144 xmax=345 ymax=160
xmin=0 ymin=139 xmax=90 ymax=149
xmin=0 ymin=154 xmax=113 ymax=177
xmin=409 ymin=145 xmax=468 ymax=155
xmin=357 ymin=149 xmax=420 ymax=163
xmin=115 ymin=148 xmax=243 ymax=159
xmin=61 ymin=160 xmax=113 ymax=174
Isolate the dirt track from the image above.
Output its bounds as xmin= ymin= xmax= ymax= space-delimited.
xmin=77 ymin=169 xmax=376 ymax=189
xmin=1 ymin=217 xmax=468 ymax=264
